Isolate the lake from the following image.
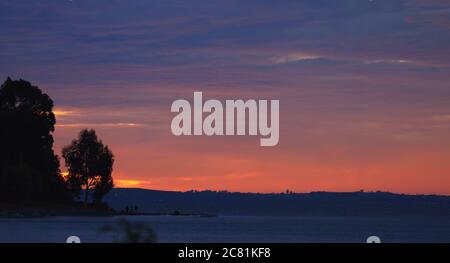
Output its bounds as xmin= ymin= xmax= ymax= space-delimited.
xmin=0 ymin=215 xmax=449 ymax=243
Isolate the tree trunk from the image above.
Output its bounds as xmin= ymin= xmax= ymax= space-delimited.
xmin=84 ymin=185 xmax=89 ymax=205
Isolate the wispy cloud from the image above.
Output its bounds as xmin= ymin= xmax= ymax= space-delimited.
xmin=432 ymin=114 xmax=450 ymax=121
xmin=270 ymin=52 xmax=321 ymax=64
xmin=115 ymin=179 xmax=151 ymax=188
xmin=363 ymin=59 xmax=413 ymax=65
xmin=56 ymin=122 xmax=145 ymax=128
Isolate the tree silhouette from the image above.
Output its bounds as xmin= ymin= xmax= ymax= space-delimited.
xmin=62 ymin=129 xmax=114 ymax=204
xmin=93 ymin=167 xmax=114 ymax=204
xmin=0 ymin=78 xmax=68 ymax=202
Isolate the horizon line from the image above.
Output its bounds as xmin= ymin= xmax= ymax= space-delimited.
xmin=110 ymin=187 xmax=450 ymax=197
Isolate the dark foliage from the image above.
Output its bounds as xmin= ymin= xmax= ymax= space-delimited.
xmin=0 ymin=78 xmax=69 ymax=202
xmin=62 ymin=129 xmax=114 ymax=204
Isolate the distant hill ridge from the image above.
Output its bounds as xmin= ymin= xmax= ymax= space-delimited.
xmin=104 ymin=188 xmax=450 ymax=216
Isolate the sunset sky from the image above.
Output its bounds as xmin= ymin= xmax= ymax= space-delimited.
xmin=1 ymin=0 xmax=450 ymax=194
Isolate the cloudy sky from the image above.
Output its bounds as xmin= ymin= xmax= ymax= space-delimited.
xmin=1 ymin=0 xmax=450 ymax=194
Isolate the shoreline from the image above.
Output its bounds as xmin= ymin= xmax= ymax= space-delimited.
xmin=0 ymin=201 xmax=114 ymax=218
xmin=2 ymin=210 xmax=449 ymax=219
xmin=0 ymin=204 xmax=217 ymax=218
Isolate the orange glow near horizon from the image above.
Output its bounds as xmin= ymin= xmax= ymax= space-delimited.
xmin=65 ymin=149 xmax=450 ymax=195
xmin=51 ymin=92 xmax=450 ymax=196
xmin=115 ymin=179 xmax=146 ymax=188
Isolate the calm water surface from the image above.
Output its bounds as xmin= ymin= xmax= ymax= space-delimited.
xmin=0 ymin=215 xmax=449 ymax=243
